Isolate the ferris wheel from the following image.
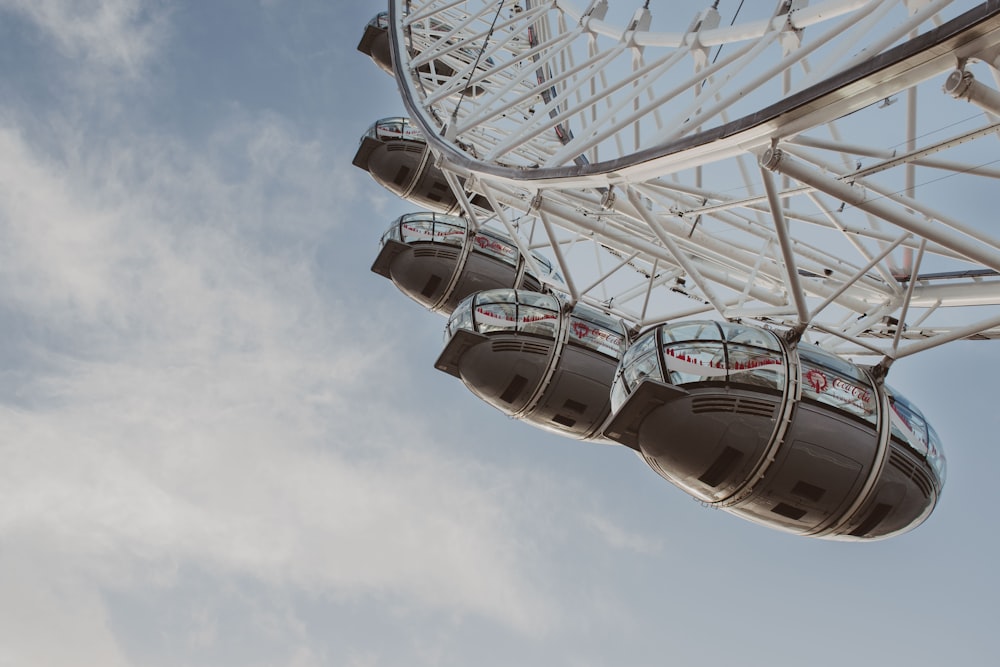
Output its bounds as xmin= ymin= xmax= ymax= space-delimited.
xmin=354 ymin=1 xmax=1000 ymax=540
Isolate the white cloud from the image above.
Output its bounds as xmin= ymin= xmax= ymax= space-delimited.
xmin=584 ymin=513 xmax=664 ymax=555
xmin=0 ymin=549 xmax=132 ymax=667
xmin=0 ymin=108 xmax=563 ymax=665
xmin=0 ymin=0 xmax=166 ymax=77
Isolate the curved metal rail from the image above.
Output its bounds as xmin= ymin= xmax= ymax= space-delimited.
xmin=386 ymin=0 xmax=1000 ymax=362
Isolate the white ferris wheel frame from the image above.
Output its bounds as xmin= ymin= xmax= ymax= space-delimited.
xmin=384 ymin=0 xmax=1000 ymax=367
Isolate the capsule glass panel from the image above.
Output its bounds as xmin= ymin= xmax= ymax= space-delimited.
xmin=472 ymin=230 xmax=519 ymax=266
xmin=721 ymin=323 xmax=785 ymax=392
xmin=568 ymin=307 xmax=626 ymax=358
xmin=927 ymin=423 xmax=947 ymax=483
xmin=363 ymin=117 xmax=423 ymax=144
xmin=798 ymin=345 xmax=877 ymax=425
xmin=886 ymin=384 xmax=932 ymax=457
xmin=448 ymin=289 xmax=561 ymax=339
xmin=611 ymin=331 xmax=659 ymax=410
xmin=386 ymin=212 xmax=467 ymax=247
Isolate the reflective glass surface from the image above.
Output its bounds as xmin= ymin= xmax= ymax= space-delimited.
xmin=886 ymin=384 xmax=931 ymax=456
xmin=529 ymin=253 xmax=560 ymax=283
xmin=612 ymin=321 xmax=789 ymax=407
xmin=364 ymin=117 xmax=423 ymax=143
xmin=661 ymin=321 xmax=723 ymax=342
xmin=446 ymin=290 xmax=560 ymax=340
xmin=446 ymin=300 xmax=474 ymax=340
xmin=661 ymin=342 xmax=728 ymax=384
xmin=384 ymin=212 xmax=467 ymax=247
xmin=721 ymin=323 xmax=782 ymax=350
xmin=567 ymin=305 xmax=626 ymax=358
xmin=927 ymin=423 xmax=947 ymax=483
xmin=726 ymin=344 xmax=785 ymax=391
xmin=472 ymin=230 xmax=519 ymax=266
xmin=611 ymin=330 xmax=661 ymax=411
xmin=798 ymin=345 xmax=877 ymax=424
xmin=445 ymin=290 xmax=626 ymax=358
xmin=886 ymin=384 xmax=945 ymax=483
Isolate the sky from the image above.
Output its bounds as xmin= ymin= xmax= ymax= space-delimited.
xmin=1 ymin=1 xmax=998 ymax=666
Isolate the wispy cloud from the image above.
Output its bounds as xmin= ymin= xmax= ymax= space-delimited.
xmin=0 ymin=99 xmax=560 ymax=664
xmin=0 ymin=0 xmax=166 ymax=77
xmin=585 ymin=513 xmax=664 ymax=555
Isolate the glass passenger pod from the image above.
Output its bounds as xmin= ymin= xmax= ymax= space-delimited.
xmin=352 ymin=117 xmax=491 ymax=214
xmin=604 ymin=321 xmax=944 ymax=540
xmin=370 ymin=212 xmax=558 ymax=314
xmin=435 ymin=289 xmax=627 ymax=441
xmin=357 ymin=12 xmax=393 ymax=75
xmin=606 ymin=321 xmax=788 ymax=504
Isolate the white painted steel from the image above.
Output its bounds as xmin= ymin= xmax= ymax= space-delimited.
xmin=385 ymin=0 xmax=1000 ymax=358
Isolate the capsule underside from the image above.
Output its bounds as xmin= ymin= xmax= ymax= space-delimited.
xmin=605 ymin=322 xmax=943 ymax=540
xmin=373 ymin=239 xmax=541 ymax=313
xmin=353 ymin=137 xmax=461 ymax=214
xmin=436 ymin=290 xmax=626 ymax=441
xmin=631 ymin=390 xmax=934 ymax=538
xmin=443 ymin=334 xmax=618 ymax=439
xmin=357 ymin=20 xmax=393 ymax=75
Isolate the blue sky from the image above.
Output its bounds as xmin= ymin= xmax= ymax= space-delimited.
xmin=1 ymin=2 xmax=998 ymax=666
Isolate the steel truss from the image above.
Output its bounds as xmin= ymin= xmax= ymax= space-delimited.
xmin=388 ymin=0 xmax=1000 ymax=363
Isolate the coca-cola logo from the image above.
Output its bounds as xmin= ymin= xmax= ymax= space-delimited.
xmin=832 ymin=376 xmax=871 ymax=406
xmin=473 ymin=234 xmax=515 ymax=257
xmin=804 ymin=369 xmax=828 ymax=394
xmin=571 ymin=321 xmax=623 ymax=348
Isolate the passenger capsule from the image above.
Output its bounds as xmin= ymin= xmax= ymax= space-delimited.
xmin=604 ymin=321 xmax=945 ymax=540
xmin=352 ymin=117 xmax=490 ymax=214
xmin=356 ymin=12 xmax=394 ymax=75
xmin=435 ymin=290 xmax=628 ymax=440
xmin=371 ymin=212 xmax=557 ymax=314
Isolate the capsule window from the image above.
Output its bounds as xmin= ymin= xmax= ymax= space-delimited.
xmin=474 ymin=301 xmax=518 ymax=334
xmin=927 ymin=423 xmax=946 ymax=483
xmin=472 ymin=232 xmax=519 ymax=266
xmin=446 ymin=302 xmax=474 ymax=340
xmin=518 ymin=305 xmax=560 ymax=337
xmin=720 ymin=322 xmax=782 ymax=351
xmin=610 ymin=329 xmax=659 ymax=410
xmin=530 ymin=252 xmax=557 ymax=281
xmin=610 ymin=376 xmax=631 ymax=413
xmin=661 ymin=322 xmax=723 ymax=343
xmin=568 ymin=316 xmax=625 ymax=358
xmin=456 ymin=290 xmax=561 ymax=338
xmin=622 ymin=350 xmax=660 ymax=393
xmin=726 ymin=344 xmax=785 ymax=392
xmin=661 ymin=342 xmax=728 ymax=385
xmin=620 ymin=330 xmax=656 ymax=368
xmin=370 ymin=117 xmax=422 ymax=143
xmin=798 ymin=345 xmax=877 ymax=424
xmin=886 ymin=385 xmax=929 ymax=456
xmin=392 ymin=213 xmax=466 ymax=247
